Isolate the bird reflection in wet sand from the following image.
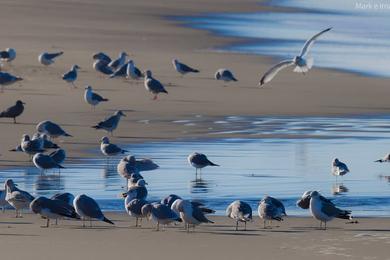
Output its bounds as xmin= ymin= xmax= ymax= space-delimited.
xmin=35 ymin=174 xmax=63 ymax=191
xmin=190 ymin=178 xmax=211 ymax=194
xmin=379 ymin=175 xmax=390 ymax=183
xmin=102 ymin=164 xmax=117 ymax=178
xmin=332 ymin=183 xmax=349 ymax=195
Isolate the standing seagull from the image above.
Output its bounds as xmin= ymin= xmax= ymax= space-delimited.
xmin=30 ymin=196 xmax=79 ymax=227
xmin=38 ymin=51 xmax=64 ymax=66
xmin=5 ymin=179 xmax=35 ymax=218
xmin=172 ymin=59 xmax=199 ymax=76
xmin=296 ymin=190 xmax=333 ymax=210
xmin=109 ymin=62 xmax=129 ymax=79
xmin=21 ymin=134 xmax=45 ymax=158
xmin=0 ymin=188 xmax=9 ymax=212
xmin=0 ymin=100 xmax=25 ymax=123
xmin=0 ymin=72 xmax=23 ymax=92
xmin=62 ymin=65 xmax=80 ymax=88
xmin=36 ymin=120 xmax=72 ymax=139
xmin=144 ymin=70 xmax=168 ymax=100
xmin=375 ymin=153 xmax=390 ymax=163
xmin=122 ymin=179 xmax=148 ymax=201
xmin=49 ymin=148 xmax=66 ymax=165
xmin=51 ymin=192 xmax=74 ymax=206
xmin=258 ymin=196 xmax=286 ymax=228
xmin=73 ymin=194 xmax=114 ymax=227
xmin=125 ymin=198 xmax=148 ymax=227
xmin=259 ymin=27 xmax=332 ymax=86
xmin=215 ymin=68 xmax=238 ymax=83
xmin=309 ymin=191 xmax=352 ymax=230
xmin=92 ymin=110 xmax=126 ymax=136
xmin=226 ymin=200 xmax=252 ymax=231
xmin=33 ymin=153 xmax=65 ymax=173
xmin=126 ymin=60 xmax=143 ymax=80
xmin=108 ymin=52 xmax=128 ymax=70
xmin=187 ymin=152 xmax=219 ymax=177
xmin=141 ymin=203 xmax=181 ymax=231
xmin=93 ymin=52 xmax=113 ymax=75
xmin=84 ymin=86 xmax=108 ymax=110
xmin=332 ymin=158 xmax=350 ymax=181
xmin=175 ymin=199 xmax=214 ymax=232
xmin=100 ymin=136 xmax=128 ymax=157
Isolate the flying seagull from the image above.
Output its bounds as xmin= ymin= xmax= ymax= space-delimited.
xmin=38 ymin=51 xmax=64 ymax=66
xmin=0 ymin=100 xmax=25 ymax=123
xmin=259 ymin=27 xmax=332 ymax=86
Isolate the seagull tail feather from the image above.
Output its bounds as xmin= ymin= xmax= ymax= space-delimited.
xmin=102 ymin=217 xmax=114 ymax=225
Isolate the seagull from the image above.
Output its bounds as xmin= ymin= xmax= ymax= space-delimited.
xmin=126 ymin=60 xmax=143 ymax=80
xmin=38 ymin=51 xmax=64 ymax=66
xmin=187 ymin=152 xmax=219 ymax=176
xmin=84 ymin=86 xmax=109 ymax=110
xmin=51 ymin=192 xmax=75 ymax=206
xmin=30 ymin=196 xmax=79 ymax=227
xmin=127 ymin=173 xmax=144 ymax=188
xmin=172 ymin=59 xmax=199 ymax=76
xmin=0 ymin=48 xmax=16 ymax=63
xmin=171 ymin=199 xmax=215 ymax=219
xmin=226 ymin=200 xmax=252 ymax=231
xmin=109 ymin=62 xmax=129 ymax=79
xmin=62 ymin=65 xmax=80 ymax=87
xmin=100 ymin=136 xmax=128 ymax=157
xmin=5 ymin=179 xmax=35 ymax=218
xmin=174 ymin=199 xmax=214 ymax=232
xmin=93 ymin=52 xmax=113 ymax=75
xmin=33 ymin=153 xmax=65 ymax=173
xmin=141 ymin=203 xmax=181 ymax=231
xmin=258 ymin=196 xmax=286 ymax=228
xmin=161 ymin=194 xmax=182 ymax=208
xmin=0 ymin=188 xmax=9 ymax=212
xmin=332 ymin=158 xmax=350 ymax=180
xmin=20 ymin=134 xmax=45 ymax=157
xmin=117 ymin=156 xmax=140 ymax=186
xmin=259 ymin=27 xmax=332 ymax=86
xmin=309 ymin=191 xmax=352 ymax=230
xmin=73 ymin=194 xmax=114 ymax=227
xmin=144 ymin=70 xmax=168 ymax=100
xmin=49 ymin=148 xmax=66 ymax=165
xmin=37 ymin=120 xmax=72 ymax=139
xmin=0 ymin=72 xmax=23 ymax=92
xmin=0 ymin=100 xmax=25 ymax=123
xmin=215 ymin=68 xmax=237 ymax=82
xmin=296 ymin=190 xmax=333 ymax=210
xmin=122 ymin=179 xmax=148 ymax=201
xmin=92 ymin=110 xmax=126 ymax=136
xmin=375 ymin=153 xmax=390 ymax=162
xmin=125 ymin=198 xmax=148 ymax=227
xmin=108 ymin=52 xmax=128 ymax=70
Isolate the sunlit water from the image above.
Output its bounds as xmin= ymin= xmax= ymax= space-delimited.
xmin=1 ymin=116 xmax=390 ymax=216
xmin=177 ymin=0 xmax=390 ymax=77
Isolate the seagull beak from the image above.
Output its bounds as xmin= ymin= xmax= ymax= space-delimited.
xmin=121 ymin=193 xmax=128 ymax=198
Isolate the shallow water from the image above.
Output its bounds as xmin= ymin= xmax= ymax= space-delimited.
xmin=178 ymin=0 xmax=390 ymax=77
xmin=1 ymin=116 xmax=390 ymax=216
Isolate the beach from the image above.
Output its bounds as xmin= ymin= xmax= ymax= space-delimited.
xmin=0 ymin=0 xmax=389 ymax=259
xmin=1 ymin=212 xmax=389 ymax=260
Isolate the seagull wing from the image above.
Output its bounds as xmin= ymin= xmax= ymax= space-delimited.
xmin=299 ymin=27 xmax=332 ymax=57
xmin=259 ymin=60 xmax=294 ymax=86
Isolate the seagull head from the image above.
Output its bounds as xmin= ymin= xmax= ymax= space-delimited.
xmin=5 ymin=179 xmax=16 ymax=189
xmin=124 ymin=155 xmax=136 ymax=163
xmin=101 ymin=136 xmax=110 ymax=144
xmin=144 ymin=70 xmax=152 ymax=78
xmin=136 ymin=179 xmax=147 ymax=187
xmin=333 ymin=158 xmax=339 ymax=164
xmin=16 ymin=100 xmax=25 ymax=105
xmin=172 ymin=59 xmax=178 ymax=65
xmin=85 ymin=85 xmax=92 ymax=90
xmin=310 ymin=191 xmax=320 ymax=198
xmin=115 ymin=110 xmax=126 ymax=117
xmin=72 ymin=65 xmax=81 ymax=70
xmin=6 ymin=48 xmax=16 ymax=60
xmin=22 ymin=134 xmax=30 ymax=142
xmin=120 ymin=52 xmax=128 ymax=58
xmin=215 ymin=71 xmax=221 ymax=80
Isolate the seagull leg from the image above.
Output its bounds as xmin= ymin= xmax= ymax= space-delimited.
xmin=89 ymin=218 xmax=92 ymax=228
xmin=244 ymin=221 xmax=247 ymax=231
xmin=156 ymin=222 xmax=160 ymax=231
xmin=135 ymin=218 xmax=138 ymax=227
xmin=324 ymin=221 xmax=327 ymax=230
xmin=263 ymin=220 xmax=266 ymax=229
xmin=153 ymin=95 xmax=157 ymax=101
xmin=46 ymin=219 xmax=50 ymax=228
xmin=82 ymin=217 xmax=85 ymax=228
xmin=13 ymin=117 xmax=16 ymax=124
xmin=235 ymin=221 xmax=238 ymax=231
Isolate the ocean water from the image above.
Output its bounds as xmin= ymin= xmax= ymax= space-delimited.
xmin=178 ymin=0 xmax=390 ymax=77
xmin=1 ymin=116 xmax=390 ymax=217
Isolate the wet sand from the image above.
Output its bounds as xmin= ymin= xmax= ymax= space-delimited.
xmin=0 ymin=212 xmax=389 ymax=260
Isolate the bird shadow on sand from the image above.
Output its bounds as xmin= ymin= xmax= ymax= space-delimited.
xmin=349 ymin=228 xmax=390 ymax=232
xmin=0 ymin=221 xmax=34 ymax=225
xmin=0 ymin=121 xmax=36 ymax=126
xmin=192 ymin=230 xmax=262 ymax=236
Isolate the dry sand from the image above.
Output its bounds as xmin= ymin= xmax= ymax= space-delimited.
xmin=0 ymin=212 xmax=389 ymax=260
